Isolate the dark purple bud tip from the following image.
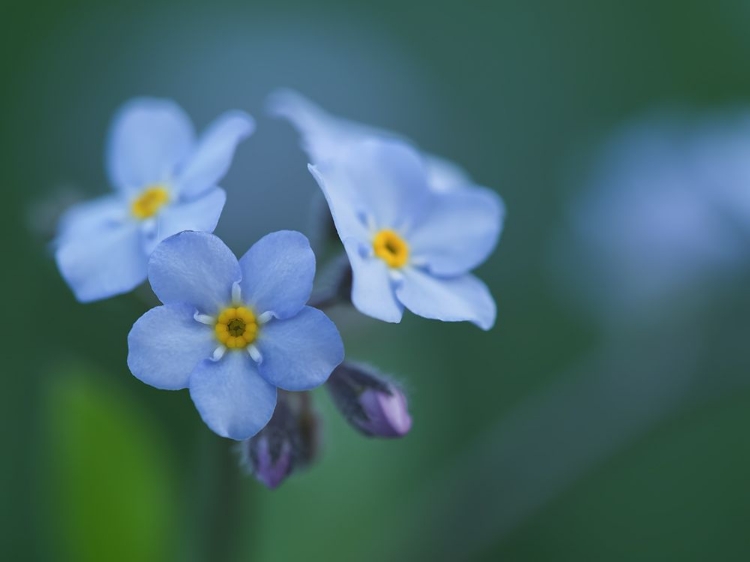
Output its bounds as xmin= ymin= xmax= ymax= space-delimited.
xmin=326 ymin=362 xmax=413 ymax=439
xmin=240 ymin=399 xmax=296 ymax=489
xmin=239 ymin=393 xmax=323 ymax=489
xmin=253 ymin=436 xmax=293 ymax=490
xmin=358 ymin=387 xmax=412 ymax=438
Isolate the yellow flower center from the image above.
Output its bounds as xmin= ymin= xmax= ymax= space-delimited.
xmin=373 ymin=229 xmax=410 ymax=268
xmin=215 ymin=307 xmax=258 ymax=349
xmin=131 ymin=185 xmax=171 ymax=220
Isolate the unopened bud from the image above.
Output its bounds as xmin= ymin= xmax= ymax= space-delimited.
xmin=239 ymin=393 xmax=321 ymax=489
xmin=326 ymin=362 xmax=412 ymax=438
xmin=250 ymin=433 xmax=294 ymax=490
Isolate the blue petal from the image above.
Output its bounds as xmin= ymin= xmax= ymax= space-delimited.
xmin=238 ymin=231 xmax=315 ymax=320
xmin=269 ymin=89 xmax=470 ymax=194
xmin=311 ymin=139 xmax=432 ymax=232
xmin=395 ymin=269 xmax=496 ymax=330
xmin=189 ymin=352 xmax=277 ymax=440
xmin=56 ymin=195 xmax=128 ymax=242
xmin=176 ymin=110 xmax=255 ymax=199
xmin=423 ymin=154 xmax=472 ymax=192
xmin=308 ymin=163 xmax=370 ymax=243
xmin=150 ymin=188 xmax=226 ymax=252
xmin=127 ymin=304 xmax=216 ymax=390
xmin=267 ymin=89 xmax=394 ymax=164
xmin=55 ymin=219 xmax=146 ymax=302
xmin=148 ymin=231 xmax=241 ymax=314
xmin=343 ymin=238 xmax=403 ymax=323
xmin=266 ymin=88 xmax=344 ymax=162
xmin=106 ymin=98 xmax=195 ymax=193
xmin=256 ymin=306 xmax=344 ymax=391
xmin=409 ymin=187 xmax=505 ymax=276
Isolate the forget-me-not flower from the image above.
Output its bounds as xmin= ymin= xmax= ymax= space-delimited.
xmin=55 ymin=98 xmax=254 ymax=302
xmin=267 ymin=88 xmax=471 ymax=192
xmin=127 ymin=230 xmax=345 ymax=440
xmin=308 ymin=138 xmax=504 ymax=329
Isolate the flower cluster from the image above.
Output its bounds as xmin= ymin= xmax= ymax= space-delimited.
xmin=55 ymin=93 xmax=505 ymax=488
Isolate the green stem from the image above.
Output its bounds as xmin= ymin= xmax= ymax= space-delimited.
xmin=208 ymin=443 xmax=244 ymax=562
xmin=191 ymin=431 xmax=250 ymax=562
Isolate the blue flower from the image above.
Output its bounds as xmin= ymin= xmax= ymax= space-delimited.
xmin=127 ymin=230 xmax=345 ymax=440
xmin=267 ymin=88 xmax=471 ymax=192
xmin=556 ymin=113 xmax=748 ymax=326
xmin=308 ymin=138 xmax=504 ymax=329
xmin=55 ymin=98 xmax=254 ymax=302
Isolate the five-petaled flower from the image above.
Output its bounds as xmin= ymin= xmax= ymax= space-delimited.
xmin=55 ymin=98 xmax=254 ymax=302
xmin=308 ymin=138 xmax=504 ymax=329
xmin=127 ymin=230 xmax=345 ymax=440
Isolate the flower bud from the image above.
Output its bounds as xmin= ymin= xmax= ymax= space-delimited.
xmin=239 ymin=393 xmax=321 ymax=489
xmin=326 ymin=362 xmax=412 ymax=438
xmin=249 ymin=432 xmax=293 ymax=490
xmin=357 ymin=386 xmax=412 ymax=437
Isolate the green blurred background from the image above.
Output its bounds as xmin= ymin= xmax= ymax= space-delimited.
xmin=3 ymin=1 xmax=750 ymax=560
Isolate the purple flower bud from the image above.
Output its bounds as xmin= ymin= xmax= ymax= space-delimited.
xmin=358 ymin=386 xmax=412 ymax=437
xmin=239 ymin=394 xmax=321 ymax=489
xmin=251 ymin=434 xmax=293 ymax=490
xmin=326 ymin=362 xmax=412 ymax=438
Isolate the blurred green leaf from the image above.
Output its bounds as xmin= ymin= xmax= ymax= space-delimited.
xmin=42 ymin=367 xmax=177 ymax=562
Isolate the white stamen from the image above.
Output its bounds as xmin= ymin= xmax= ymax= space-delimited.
xmin=141 ymin=218 xmax=158 ymax=237
xmin=388 ymin=269 xmax=405 ymax=285
xmin=212 ymin=346 xmax=227 ymax=362
xmin=257 ymin=311 xmax=274 ymax=324
xmin=248 ymin=345 xmax=263 ymax=363
xmin=232 ymin=282 xmax=242 ymax=305
xmin=193 ymin=312 xmax=215 ymax=325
